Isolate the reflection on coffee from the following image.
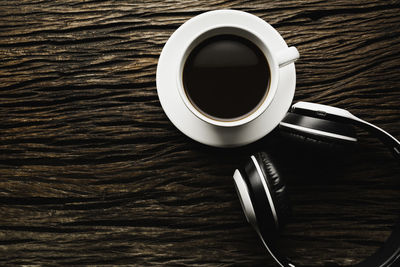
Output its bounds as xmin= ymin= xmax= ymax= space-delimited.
xmin=183 ymin=34 xmax=270 ymax=121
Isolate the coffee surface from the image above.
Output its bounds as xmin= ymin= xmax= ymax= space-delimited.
xmin=183 ymin=34 xmax=270 ymax=121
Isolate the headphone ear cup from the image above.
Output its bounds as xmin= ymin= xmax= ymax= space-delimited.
xmin=243 ymin=151 xmax=291 ymax=234
xmin=279 ymin=129 xmax=343 ymax=150
xmin=279 ymin=112 xmax=357 ymax=151
xmin=255 ymin=152 xmax=291 ymax=228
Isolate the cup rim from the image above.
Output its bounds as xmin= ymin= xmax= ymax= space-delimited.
xmin=176 ymin=24 xmax=280 ymax=128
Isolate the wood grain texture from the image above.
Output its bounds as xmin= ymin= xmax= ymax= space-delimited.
xmin=0 ymin=0 xmax=399 ymax=266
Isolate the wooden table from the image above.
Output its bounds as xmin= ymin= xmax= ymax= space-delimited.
xmin=1 ymin=1 xmax=399 ymax=266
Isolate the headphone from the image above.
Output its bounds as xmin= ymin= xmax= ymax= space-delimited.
xmin=233 ymin=102 xmax=400 ymax=267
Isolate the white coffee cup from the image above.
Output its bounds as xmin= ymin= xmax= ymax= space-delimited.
xmin=157 ymin=10 xmax=299 ymax=147
xmin=175 ymin=19 xmax=299 ymax=128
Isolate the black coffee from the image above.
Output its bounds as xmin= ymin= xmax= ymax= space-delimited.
xmin=183 ymin=34 xmax=270 ymax=121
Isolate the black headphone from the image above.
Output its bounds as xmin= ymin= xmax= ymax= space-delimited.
xmin=233 ymin=102 xmax=400 ymax=267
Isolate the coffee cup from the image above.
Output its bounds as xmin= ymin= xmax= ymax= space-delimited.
xmin=157 ymin=10 xmax=299 ymax=147
xmin=175 ymin=17 xmax=299 ymax=128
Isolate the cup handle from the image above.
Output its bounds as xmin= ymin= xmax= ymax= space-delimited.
xmin=276 ymin=46 xmax=299 ymax=68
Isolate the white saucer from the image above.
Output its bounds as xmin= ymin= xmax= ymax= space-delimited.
xmin=156 ymin=10 xmax=296 ymax=147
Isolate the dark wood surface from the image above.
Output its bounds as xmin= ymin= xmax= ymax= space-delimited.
xmin=1 ymin=0 xmax=399 ymax=266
